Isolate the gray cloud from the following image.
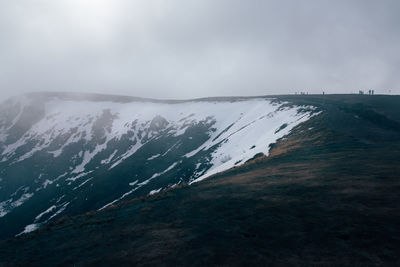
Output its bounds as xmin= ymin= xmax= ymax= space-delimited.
xmin=0 ymin=0 xmax=399 ymax=101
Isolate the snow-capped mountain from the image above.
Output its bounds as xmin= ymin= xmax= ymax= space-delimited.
xmin=0 ymin=92 xmax=317 ymax=238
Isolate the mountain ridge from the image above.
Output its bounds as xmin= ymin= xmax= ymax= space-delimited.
xmin=0 ymin=92 xmax=317 ymax=238
xmin=10 ymin=91 xmax=280 ymax=104
xmin=1 ymin=94 xmax=399 ymax=266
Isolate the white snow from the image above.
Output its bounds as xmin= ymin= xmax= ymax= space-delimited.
xmin=139 ymin=162 xmax=178 ymax=186
xmin=0 ymin=189 xmax=34 ymax=218
xmin=109 ymin=140 xmax=144 ymax=169
xmin=0 ymin=204 xmax=8 ymax=217
xmin=1 ymin=97 xmax=316 ymax=178
xmin=161 ymin=141 xmax=180 ymax=156
xmin=35 ymin=205 xmax=57 ymax=221
xmin=42 ymin=179 xmax=54 ymax=189
xmin=16 ymin=223 xmax=40 ymax=236
xmin=147 ymin=154 xmax=160 ymax=160
xmin=190 ymin=106 xmax=318 ymax=184
xmin=99 ymin=162 xmax=179 ymax=210
xmin=73 ymin=178 xmax=93 ymax=190
xmin=98 ymin=186 xmax=141 ymax=210
xmin=10 ymin=192 xmax=33 ymax=207
xmin=72 ymin=148 xmax=100 ymax=174
xmin=55 ymin=194 xmax=66 ymax=204
xmin=129 ymin=180 xmax=139 ymax=186
xmin=37 ymin=172 xmax=68 ymax=191
xmin=18 ymin=202 xmax=68 ymax=236
xmin=100 ymin=150 xmax=117 ymax=164
xmin=149 ymin=188 xmax=162 ymax=195
xmin=66 ymin=171 xmax=93 ymax=182
xmin=46 ymin=202 xmax=69 ymax=221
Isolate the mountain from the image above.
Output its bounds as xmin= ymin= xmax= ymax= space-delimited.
xmin=0 ymin=92 xmax=317 ymax=239
xmin=1 ymin=94 xmax=399 ymax=266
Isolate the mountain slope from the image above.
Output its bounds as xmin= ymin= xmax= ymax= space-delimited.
xmin=0 ymin=93 xmax=316 ymax=238
xmin=1 ymin=94 xmax=399 ymax=266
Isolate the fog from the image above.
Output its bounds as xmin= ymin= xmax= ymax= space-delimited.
xmin=0 ymin=0 xmax=399 ymax=101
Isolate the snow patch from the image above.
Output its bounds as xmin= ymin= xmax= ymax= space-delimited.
xmin=16 ymin=223 xmax=40 ymax=236
xmin=190 ymin=106 xmax=318 ymax=184
xmin=147 ymin=154 xmax=160 ymax=160
xmin=66 ymin=171 xmax=93 ymax=182
xmin=42 ymin=179 xmax=54 ymax=189
xmin=129 ymin=180 xmax=138 ymax=186
xmin=0 ymin=190 xmax=34 ymax=218
xmin=99 ymin=162 xmax=178 ymax=210
xmin=149 ymin=188 xmax=162 ymax=195
xmin=73 ymin=178 xmax=93 ymax=190
xmin=100 ymin=150 xmax=117 ymax=164
xmin=47 ymin=202 xmax=70 ymax=221
xmin=35 ymin=205 xmax=57 ymax=221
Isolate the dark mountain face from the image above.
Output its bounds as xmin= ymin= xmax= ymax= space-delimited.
xmin=1 ymin=94 xmax=399 ymax=266
xmin=0 ymin=93 xmax=317 ymax=238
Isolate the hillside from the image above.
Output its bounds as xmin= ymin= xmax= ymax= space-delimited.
xmin=1 ymin=94 xmax=400 ymax=266
xmin=0 ymin=93 xmax=315 ymax=238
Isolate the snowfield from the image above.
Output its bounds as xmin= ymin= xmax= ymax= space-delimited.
xmin=1 ymin=98 xmax=315 ymax=177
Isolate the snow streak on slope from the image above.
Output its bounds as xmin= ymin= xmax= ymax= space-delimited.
xmin=0 ymin=94 xmax=318 ymax=237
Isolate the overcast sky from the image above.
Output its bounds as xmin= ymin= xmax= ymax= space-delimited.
xmin=0 ymin=0 xmax=399 ymax=101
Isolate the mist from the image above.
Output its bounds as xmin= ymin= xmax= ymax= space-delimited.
xmin=0 ymin=0 xmax=399 ymax=101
